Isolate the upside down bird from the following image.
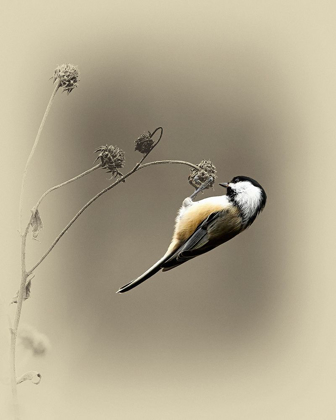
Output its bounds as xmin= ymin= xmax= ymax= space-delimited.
xmin=117 ymin=176 xmax=267 ymax=293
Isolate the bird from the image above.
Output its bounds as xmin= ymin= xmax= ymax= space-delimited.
xmin=116 ymin=175 xmax=267 ymax=294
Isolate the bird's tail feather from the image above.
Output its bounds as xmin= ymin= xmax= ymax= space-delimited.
xmin=116 ymin=254 xmax=171 ymax=294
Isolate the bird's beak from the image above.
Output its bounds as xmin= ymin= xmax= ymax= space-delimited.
xmin=219 ymin=182 xmax=229 ymax=188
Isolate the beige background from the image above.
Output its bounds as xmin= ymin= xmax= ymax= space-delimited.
xmin=1 ymin=1 xmax=336 ymax=419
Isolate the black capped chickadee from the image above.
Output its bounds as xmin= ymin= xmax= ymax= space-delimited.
xmin=117 ymin=176 xmax=266 ymax=293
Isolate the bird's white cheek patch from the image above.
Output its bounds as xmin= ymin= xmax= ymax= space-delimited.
xmin=235 ymin=184 xmax=262 ymax=222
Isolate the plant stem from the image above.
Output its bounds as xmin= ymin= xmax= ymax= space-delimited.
xmin=19 ymin=80 xmax=61 ymax=233
xmin=139 ymin=160 xmax=200 ymax=171
xmin=27 ymin=159 xmax=199 ymax=275
xmin=10 ymin=222 xmax=30 ymax=419
xmin=13 ymin=79 xmax=61 ymax=418
xmin=11 ymin=164 xmax=100 ymax=418
xmin=33 ymin=164 xmax=101 ymax=212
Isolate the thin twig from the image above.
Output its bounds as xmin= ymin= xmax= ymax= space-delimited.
xmin=27 ymin=158 xmax=199 ymax=276
xmin=13 ymin=79 xmax=61 ymax=418
xmin=33 ymin=164 xmax=101 ymax=212
xmin=139 ymin=160 xmax=200 ymax=171
xmin=19 ymin=80 xmax=61 ymax=233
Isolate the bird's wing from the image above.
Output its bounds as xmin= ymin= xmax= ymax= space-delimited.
xmin=162 ymin=208 xmax=241 ymax=271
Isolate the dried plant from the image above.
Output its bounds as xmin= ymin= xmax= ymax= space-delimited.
xmin=9 ymin=65 xmax=217 ymax=419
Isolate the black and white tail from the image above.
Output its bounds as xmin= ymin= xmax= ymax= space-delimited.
xmin=116 ymin=254 xmax=171 ymax=294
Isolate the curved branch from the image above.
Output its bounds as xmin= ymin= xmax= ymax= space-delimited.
xmin=138 ymin=160 xmax=199 ymax=171
xmin=27 ymin=159 xmax=199 ymax=275
xmin=33 ymin=164 xmax=101 ymax=212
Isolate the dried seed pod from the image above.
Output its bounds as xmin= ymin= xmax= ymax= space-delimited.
xmin=188 ymin=160 xmax=217 ymax=189
xmin=135 ymin=132 xmax=155 ymax=154
xmin=95 ymin=145 xmax=126 ymax=177
xmin=53 ymin=64 xmax=80 ymax=94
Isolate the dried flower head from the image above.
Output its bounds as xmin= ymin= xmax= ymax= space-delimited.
xmin=53 ymin=64 xmax=80 ymax=94
xmin=18 ymin=325 xmax=51 ymax=357
xmin=135 ymin=132 xmax=155 ymax=154
xmin=95 ymin=145 xmax=125 ymax=176
xmin=188 ymin=160 xmax=217 ymax=189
